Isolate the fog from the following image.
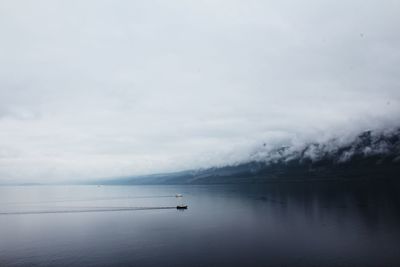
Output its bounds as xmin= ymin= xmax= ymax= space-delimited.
xmin=0 ymin=0 xmax=399 ymax=183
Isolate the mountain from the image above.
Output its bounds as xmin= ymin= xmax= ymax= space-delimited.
xmin=101 ymin=128 xmax=400 ymax=185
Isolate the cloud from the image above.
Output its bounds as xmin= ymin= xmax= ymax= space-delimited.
xmin=0 ymin=0 xmax=400 ymax=182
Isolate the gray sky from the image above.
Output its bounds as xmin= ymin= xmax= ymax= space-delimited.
xmin=1 ymin=0 xmax=400 ymax=183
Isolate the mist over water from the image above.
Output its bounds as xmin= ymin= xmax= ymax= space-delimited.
xmin=1 ymin=1 xmax=399 ymax=266
xmin=1 ymin=183 xmax=400 ymax=267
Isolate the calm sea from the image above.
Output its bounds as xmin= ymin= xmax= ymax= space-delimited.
xmin=0 ymin=182 xmax=400 ymax=267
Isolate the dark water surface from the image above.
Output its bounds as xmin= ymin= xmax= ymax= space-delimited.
xmin=1 ymin=182 xmax=400 ymax=267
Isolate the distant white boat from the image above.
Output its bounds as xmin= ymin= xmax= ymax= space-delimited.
xmin=175 ymin=194 xmax=183 ymax=197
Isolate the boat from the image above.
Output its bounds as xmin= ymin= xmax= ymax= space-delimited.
xmin=176 ymin=205 xmax=188 ymax=210
xmin=175 ymin=194 xmax=183 ymax=197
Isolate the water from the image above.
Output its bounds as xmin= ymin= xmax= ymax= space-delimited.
xmin=0 ymin=182 xmax=400 ymax=267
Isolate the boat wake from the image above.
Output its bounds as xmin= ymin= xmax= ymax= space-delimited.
xmin=0 ymin=206 xmax=176 ymax=216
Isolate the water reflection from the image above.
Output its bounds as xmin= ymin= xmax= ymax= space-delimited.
xmin=0 ymin=181 xmax=399 ymax=267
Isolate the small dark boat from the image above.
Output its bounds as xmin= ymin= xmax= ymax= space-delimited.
xmin=176 ymin=205 xmax=188 ymax=210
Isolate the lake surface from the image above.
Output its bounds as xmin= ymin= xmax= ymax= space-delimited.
xmin=0 ymin=182 xmax=400 ymax=267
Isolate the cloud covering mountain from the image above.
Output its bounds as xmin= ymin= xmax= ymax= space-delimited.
xmin=106 ymin=127 xmax=400 ymax=184
xmin=0 ymin=0 xmax=400 ymax=183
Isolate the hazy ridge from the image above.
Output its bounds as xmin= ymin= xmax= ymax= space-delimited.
xmin=101 ymin=128 xmax=400 ymax=185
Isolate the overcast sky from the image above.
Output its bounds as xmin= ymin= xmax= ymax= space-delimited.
xmin=0 ymin=0 xmax=399 ymax=183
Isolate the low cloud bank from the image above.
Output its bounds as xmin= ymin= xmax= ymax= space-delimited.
xmin=1 ymin=0 xmax=400 ymax=183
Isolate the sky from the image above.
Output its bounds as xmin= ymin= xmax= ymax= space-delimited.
xmin=0 ymin=0 xmax=400 ymax=183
